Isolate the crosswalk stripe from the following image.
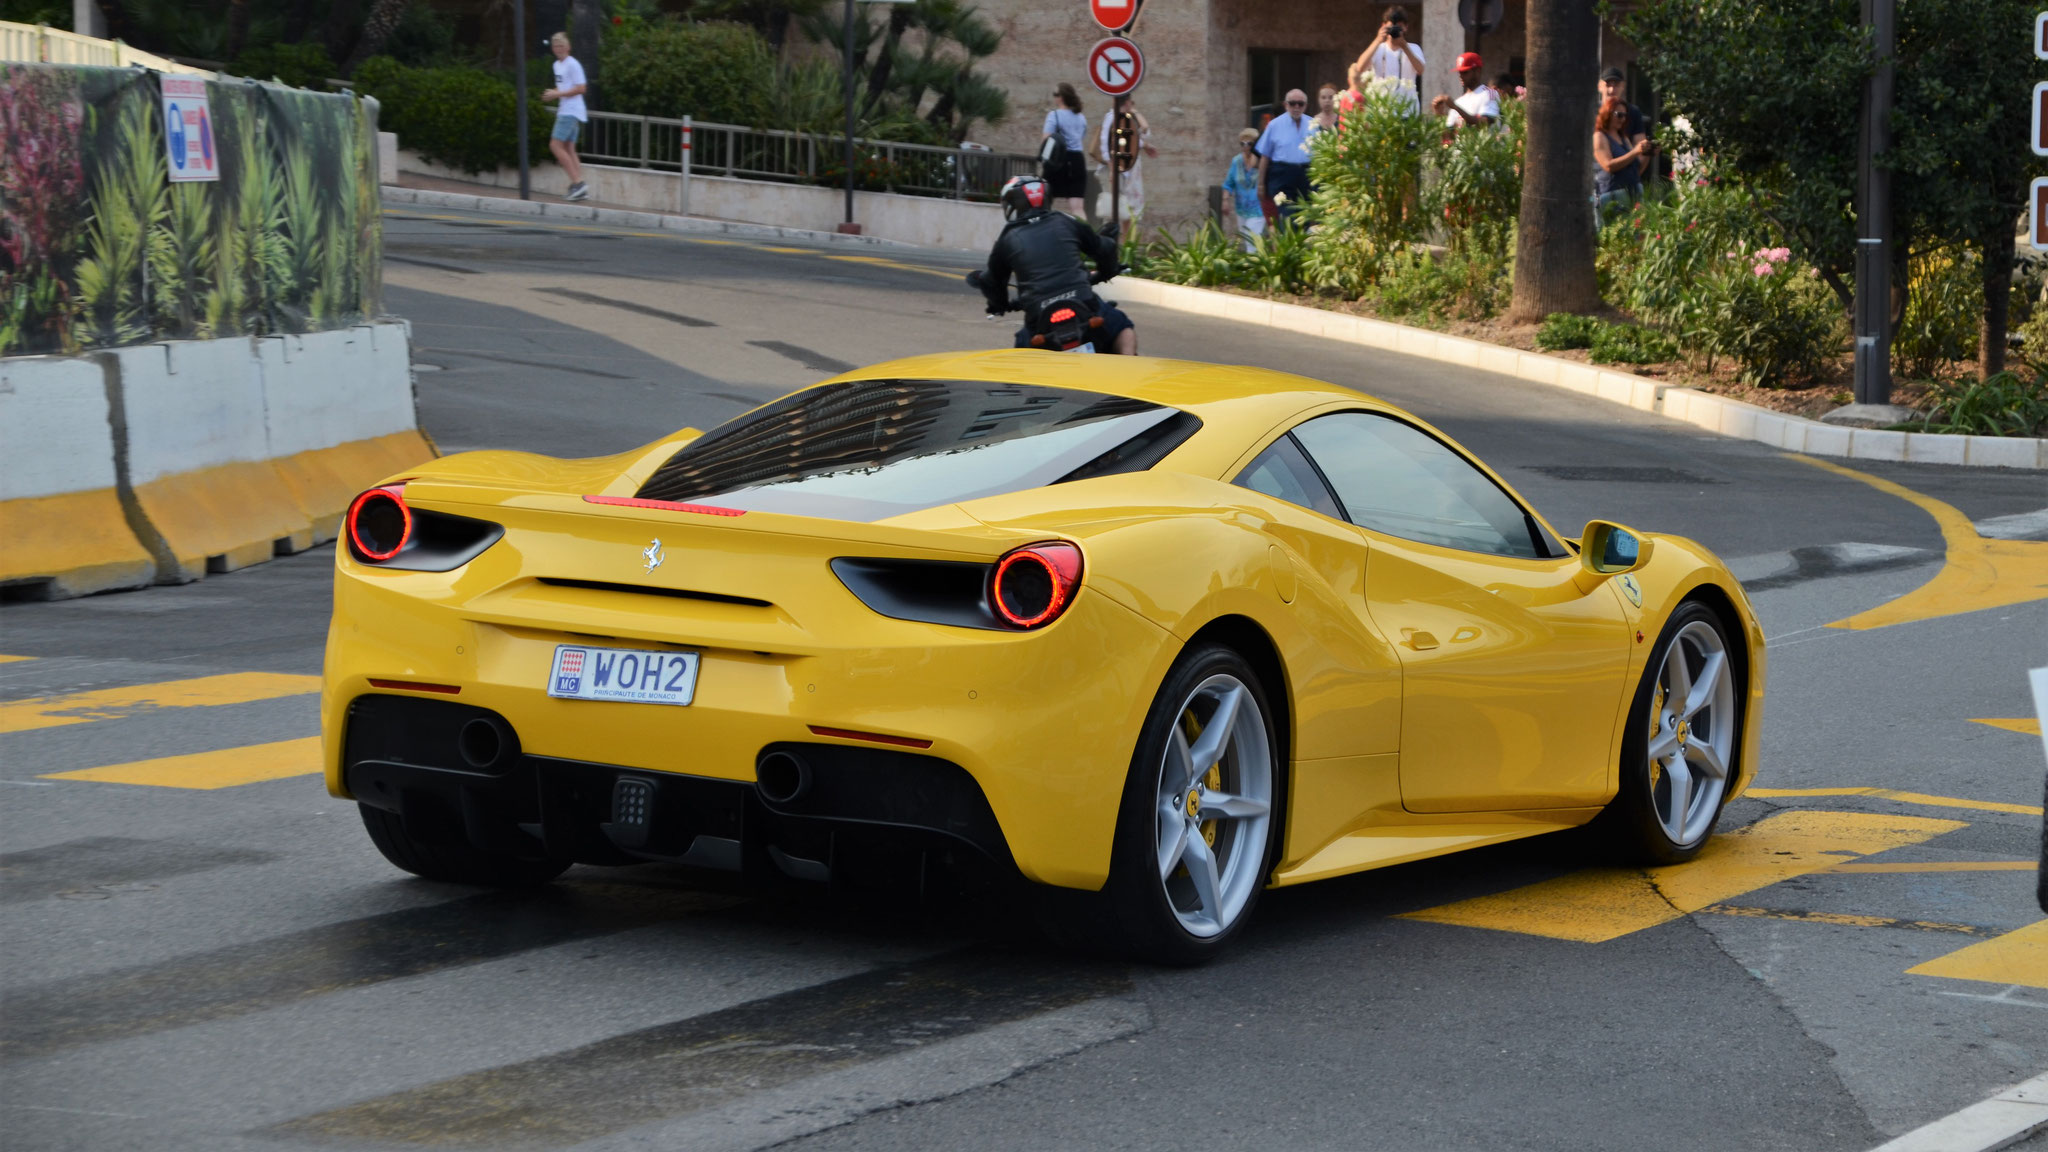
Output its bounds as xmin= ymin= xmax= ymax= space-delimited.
xmin=1907 ymin=918 xmax=2048 ymax=990
xmin=0 ymin=672 xmax=319 ymax=735
xmin=40 ymin=737 xmax=322 ymax=789
xmin=1400 ymin=810 xmax=1965 ymax=944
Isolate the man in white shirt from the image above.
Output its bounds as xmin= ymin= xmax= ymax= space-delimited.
xmin=1255 ymin=89 xmax=1316 ymax=224
xmin=1431 ymin=52 xmax=1501 ymax=131
xmin=1348 ymin=5 xmax=1425 ymax=113
xmin=543 ymin=31 xmax=590 ymax=202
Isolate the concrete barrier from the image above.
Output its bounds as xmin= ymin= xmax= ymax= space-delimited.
xmin=0 ymin=321 xmax=434 ymax=598
xmin=0 ymin=356 xmax=156 ymax=599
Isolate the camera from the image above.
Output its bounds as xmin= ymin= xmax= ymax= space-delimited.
xmin=1388 ymin=20 xmax=1405 ymax=38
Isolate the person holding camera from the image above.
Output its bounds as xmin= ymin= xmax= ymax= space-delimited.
xmin=1348 ymin=6 xmax=1425 ymax=113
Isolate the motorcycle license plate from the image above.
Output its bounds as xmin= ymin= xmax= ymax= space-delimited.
xmin=547 ymin=645 xmax=699 ymax=706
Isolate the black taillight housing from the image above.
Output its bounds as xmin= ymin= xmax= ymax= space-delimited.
xmin=990 ymin=541 xmax=1083 ymax=629
xmin=344 ymin=484 xmax=504 ymax=571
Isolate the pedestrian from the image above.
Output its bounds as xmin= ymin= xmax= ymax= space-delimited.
xmin=543 ymin=31 xmax=590 ymax=202
xmin=1255 ymin=88 xmax=1315 ymax=224
xmin=1430 ymin=52 xmax=1500 ymax=131
xmin=1598 ymin=65 xmax=1650 ymax=179
xmin=1347 ymin=6 xmax=1425 ymax=113
xmin=1041 ymin=82 xmax=1089 ymax=217
xmin=1097 ymin=94 xmax=1156 ymax=223
xmin=1593 ymin=97 xmax=1650 ymax=215
xmin=1223 ymin=127 xmax=1265 ymax=250
xmin=1315 ymin=83 xmax=1341 ymax=132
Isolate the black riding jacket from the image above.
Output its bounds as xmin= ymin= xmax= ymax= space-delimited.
xmin=976 ymin=211 xmax=1119 ymax=318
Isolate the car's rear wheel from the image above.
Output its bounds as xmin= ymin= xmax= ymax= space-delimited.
xmin=358 ymin=804 xmax=571 ymax=887
xmin=1600 ymin=601 xmax=1741 ymax=864
xmin=1103 ymin=643 xmax=1281 ymax=964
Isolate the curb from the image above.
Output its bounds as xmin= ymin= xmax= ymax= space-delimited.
xmin=380 ymin=185 xmax=916 ymax=249
xmin=1868 ymin=1070 xmax=2048 ymax=1152
xmin=1109 ymin=278 xmax=2048 ymax=471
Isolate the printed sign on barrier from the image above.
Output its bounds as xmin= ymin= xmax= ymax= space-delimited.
xmin=161 ymin=76 xmax=219 ymax=182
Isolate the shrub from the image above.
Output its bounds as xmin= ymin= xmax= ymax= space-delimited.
xmin=229 ymin=42 xmax=337 ymax=90
xmin=1704 ymin=247 xmax=1842 ymax=387
xmin=1300 ymin=79 xmax=1439 ymax=295
xmin=1921 ymin=370 xmax=2048 ymax=436
xmin=1135 ymin=221 xmax=1244 ymax=288
xmin=1535 ymin=312 xmax=1602 ymax=350
xmin=601 ymin=19 xmax=773 ymax=126
xmin=1372 ymin=247 xmax=1510 ymax=324
xmin=1893 ymin=249 xmax=1982 ymax=379
xmin=1590 ymin=322 xmax=1679 ymax=365
xmin=354 ymin=57 xmax=548 ymax=174
xmin=1429 ymin=96 xmax=1524 ymax=260
xmin=1241 ymin=224 xmax=1312 ymax=295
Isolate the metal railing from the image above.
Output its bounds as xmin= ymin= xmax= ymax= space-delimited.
xmin=579 ymin=111 xmax=1037 ymax=202
xmin=0 ymin=21 xmax=214 ymax=76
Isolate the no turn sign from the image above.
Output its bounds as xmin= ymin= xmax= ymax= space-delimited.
xmin=1088 ymin=36 xmax=1144 ymax=97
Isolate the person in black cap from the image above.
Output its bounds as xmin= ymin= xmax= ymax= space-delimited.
xmin=1598 ymin=66 xmax=1650 ymax=178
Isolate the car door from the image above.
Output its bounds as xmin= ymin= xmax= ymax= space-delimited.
xmin=1289 ymin=412 xmax=1633 ymax=813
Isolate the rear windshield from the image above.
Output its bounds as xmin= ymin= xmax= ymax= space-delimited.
xmin=635 ymin=379 xmax=1200 ymax=522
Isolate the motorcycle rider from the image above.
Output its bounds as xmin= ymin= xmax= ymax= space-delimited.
xmin=968 ymin=175 xmax=1136 ymax=354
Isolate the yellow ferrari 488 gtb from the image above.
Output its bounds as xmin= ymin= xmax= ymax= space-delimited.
xmin=325 ymin=350 xmax=1764 ymax=963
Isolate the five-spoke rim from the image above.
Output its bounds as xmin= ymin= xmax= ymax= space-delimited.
xmin=1153 ymin=673 xmax=1273 ymax=938
xmin=1647 ymin=620 xmax=1735 ymax=847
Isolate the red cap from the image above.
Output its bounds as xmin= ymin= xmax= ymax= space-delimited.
xmin=1454 ymin=51 xmax=1483 ymax=73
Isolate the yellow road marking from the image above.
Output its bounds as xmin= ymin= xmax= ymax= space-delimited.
xmin=0 ymin=673 xmax=320 ymax=735
xmin=1907 ymin=919 xmax=2048 ymax=990
xmin=1973 ymin=718 xmax=2042 ymax=736
xmin=1825 ymin=860 xmax=2037 ymax=873
xmin=760 ymin=246 xmax=814 ymax=253
xmin=823 ymin=253 xmax=961 ymax=279
xmin=1703 ymin=904 xmax=1992 ymax=935
xmin=1747 ymin=786 xmax=2044 ymax=817
xmin=41 ymin=737 xmax=321 ymax=789
xmin=0 ymin=655 xmax=33 ymax=663
xmin=1400 ymin=810 xmax=1964 ymax=943
xmin=1788 ymin=455 xmax=2048 ymax=629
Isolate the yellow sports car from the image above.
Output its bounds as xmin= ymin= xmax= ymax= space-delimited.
xmin=324 ymin=350 xmax=1764 ymax=963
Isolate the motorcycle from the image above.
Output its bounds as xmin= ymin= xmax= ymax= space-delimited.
xmin=964 ymin=253 xmax=1129 ymax=353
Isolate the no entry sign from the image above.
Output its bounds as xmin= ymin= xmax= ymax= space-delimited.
xmin=1088 ymin=36 xmax=1144 ymax=97
xmin=1090 ymin=0 xmax=1136 ymax=31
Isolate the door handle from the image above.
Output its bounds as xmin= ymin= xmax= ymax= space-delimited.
xmin=1402 ymin=628 xmax=1439 ymax=651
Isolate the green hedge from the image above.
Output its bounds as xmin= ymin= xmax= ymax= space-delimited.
xmin=228 ymin=42 xmax=336 ymax=90
xmin=354 ymin=56 xmax=549 ymax=175
xmin=600 ymin=20 xmax=772 ymax=126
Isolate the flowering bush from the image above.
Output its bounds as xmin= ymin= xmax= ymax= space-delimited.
xmin=1298 ymin=79 xmax=1440 ymax=296
xmin=0 ymin=67 xmax=88 ymax=353
xmin=1705 ymin=246 xmax=1841 ymax=387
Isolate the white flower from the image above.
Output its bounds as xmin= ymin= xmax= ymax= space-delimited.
xmin=1273 ymin=192 xmax=1289 ymax=205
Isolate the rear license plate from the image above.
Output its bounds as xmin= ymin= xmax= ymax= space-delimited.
xmin=547 ymin=645 xmax=699 ymax=706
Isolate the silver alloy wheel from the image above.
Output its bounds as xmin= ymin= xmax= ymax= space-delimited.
xmin=1153 ymin=672 xmax=1273 ymax=938
xmin=1647 ymin=619 xmax=1736 ymax=847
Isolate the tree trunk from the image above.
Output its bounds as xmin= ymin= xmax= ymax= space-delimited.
xmin=324 ymin=0 xmax=363 ymax=67
xmin=1506 ymin=0 xmax=1603 ymax=323
xmin=1979 ymin=211 xmax=2017 ymax=379
xmin=225 ymin=0 xmax=250 ymax=62
xmin=342 ymin=0 xmax=408 ymax=75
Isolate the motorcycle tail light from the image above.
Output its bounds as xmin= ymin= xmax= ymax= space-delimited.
xmin=990 ymin=541 xmax=1083 ymax=629
xmin=1049 ymin=307 xmax=1076 ymax=323
xmin=346 ymin=484 xmax=412 ymax=562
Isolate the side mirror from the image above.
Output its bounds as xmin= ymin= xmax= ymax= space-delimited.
xmin=1580 ymin=520 xmax=1653 ymax=576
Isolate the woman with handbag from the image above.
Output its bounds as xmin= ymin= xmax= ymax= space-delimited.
xmin=1041 ymin=83 xmax=1090 ymax=217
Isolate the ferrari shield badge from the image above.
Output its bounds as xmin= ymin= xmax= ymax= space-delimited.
xmin=1618 ymin=573 xmax=1643 ymax=607
xmin=642 ymin=539 xmax=664 ymax=574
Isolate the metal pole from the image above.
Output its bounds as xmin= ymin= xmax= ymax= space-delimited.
xmin=513 ymin=0 xmax=530 ymax=200
xmin=1852 ymin=0 xmax=1893 ymax=405
xmin=681 ymin=115 xmax=692 ymax=217
xmin=843 ymin=0 xmax=856 ymax=228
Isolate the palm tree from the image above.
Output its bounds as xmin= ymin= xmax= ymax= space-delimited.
xmin=342 ymin=0 xmax=409 ymax=76
xmin=1506 ymin=0 xmax=1602 ymax=322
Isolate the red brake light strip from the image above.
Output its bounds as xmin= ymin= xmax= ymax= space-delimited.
xmin=368 ymin=679 xmax=462 ymax=695
xmin=584 ymin=495 xmax=746 ymax=517
xmin=807 ymin=725 xmax=934 ymax=749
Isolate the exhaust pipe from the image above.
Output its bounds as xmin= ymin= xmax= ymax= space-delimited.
xmin=755 ymin=749 xmax=811 ymax=805
xmin=458 ymin=717 xmax=514 ymax=771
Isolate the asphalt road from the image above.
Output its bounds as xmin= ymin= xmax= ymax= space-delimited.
xmin=2 ymin=205 xmax=2043 ymax=1152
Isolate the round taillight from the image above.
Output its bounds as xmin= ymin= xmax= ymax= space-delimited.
xmin=346 ymin=484 xmax=412 ymax=562
xmin=991 ymin=541 xmax=1083 ymax=629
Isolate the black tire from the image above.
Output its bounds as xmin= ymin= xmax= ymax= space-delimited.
xmin=1098 ymin=642 xmax=1284 ymax=965
xmin=1597 ymin=601 xmax=1743 ymax=865
xmin=358 ymin=803 xmax=571 ymax=887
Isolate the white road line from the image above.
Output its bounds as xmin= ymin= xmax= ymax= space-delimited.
xmin=573 ymin=996 xmax=1153 ymax=1152
xmin=1868 ymin=1070 xmax=2048 ymax=1152
xmin=1975 ymin=508 xmax=2048 ymax=541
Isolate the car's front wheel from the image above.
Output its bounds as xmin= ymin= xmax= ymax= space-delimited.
xmin=1103 ymin=643 xmax=1282 ymax=964
xmin=1599 ymin=601 xmax=1742 ymax=864
xmin=358 ymin=804 xmax=571 ymax=887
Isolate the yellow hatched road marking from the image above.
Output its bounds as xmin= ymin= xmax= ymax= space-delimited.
xmin=1747 ymin=786 xmax=2043 ymax=817
xmin=41 ymin=737 xmax=322 ymax=789
xmin=0 ymin=655 xmax=34 ymax=663
xmin=1703 ymin=904 xmax=1991 ymax=936
xmin=1400 ymin=810 xmax=1965 ymax=943
xmin=0 ymin=673 xmax=320 ymax=735
xmin=1972 ymin=718 xmax=2042 ymax=736
xmin=1907 ymin=919 xmax=2048 ymax=990
xmin=1826 ymin=860 xmax=2037 ymax=873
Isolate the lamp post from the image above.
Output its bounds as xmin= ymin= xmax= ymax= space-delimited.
xmin=842 ymin=0 xmax=914 ymax=234
xmin=514 ymin=0 xmax=531 ymax=200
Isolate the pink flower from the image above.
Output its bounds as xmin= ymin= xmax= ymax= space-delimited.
xmin=1753 ymin=262 xmax=1773 ymax=276
xmin=1515 ymin=86 xmax=1527 ymax=97
xmin=1768 ymin=246 xmax=1791 ymax=262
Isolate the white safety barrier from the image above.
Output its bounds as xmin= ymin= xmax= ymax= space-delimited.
xmin=0 ymin=356 xmax=157 ymax=598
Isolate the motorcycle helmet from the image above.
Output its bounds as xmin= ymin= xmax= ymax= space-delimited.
xmin=1000 ymin=176 xmax=1051 ymax=221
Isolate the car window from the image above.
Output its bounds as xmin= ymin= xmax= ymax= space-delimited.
xmin=1290 ymin=412 xmax=1548 ymax=558
xmin=1233 ymin=433 xmax=1344 ymax=521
